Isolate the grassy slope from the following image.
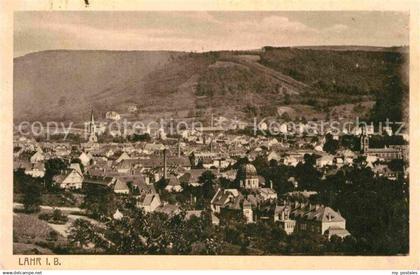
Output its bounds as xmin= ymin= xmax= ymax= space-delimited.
xmin=13 ymin=213 xmax=60 ymax=254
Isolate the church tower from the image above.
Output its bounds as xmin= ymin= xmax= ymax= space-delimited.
xmin=360 ymin=126 xmax=369 ymax=154
xmin=88 ymin=110 xmax=98 ymax=143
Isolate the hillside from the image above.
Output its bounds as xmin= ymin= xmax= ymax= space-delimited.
xmin=13 ymin=47 xmax=408 ymax=124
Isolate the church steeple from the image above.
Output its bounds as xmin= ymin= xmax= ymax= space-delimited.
xmin=87 ymin=109 xmax=97 ymax=143
xmin=90 ymin=109 xmax=95 ymax=125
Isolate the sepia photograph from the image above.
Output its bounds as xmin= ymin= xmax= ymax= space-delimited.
xmin=1 ymin=0 xmax=419 ymax=271
xmin=10 ymin=9 xmax=410 ymax=257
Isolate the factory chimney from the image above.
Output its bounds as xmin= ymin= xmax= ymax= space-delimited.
xmin=177 ymin=137 xmax=181 ymax=158
xmin=163 ymin=148 xmax=168 ymax=180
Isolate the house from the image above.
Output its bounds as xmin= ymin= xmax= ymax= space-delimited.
xmin=115 ymin=159 xmax=142 ymax=174
xmin=383 ymin=126 xmax=393 ymax=136
xmin=325 ymin=227 xmax=351 ymax=239
xmin=366 ymin=147 xmax=404 ymax=161
xmin=113 ymin=209 xmax=124 ymax=220
xmin=137 ymin=193 xmax=161 ymax=212
xmin=70 ymin=163 xmax=83 ymax=175
xmin=283 ymin=154 xmax=300 ymax=167
xmin=274 ymin=201 xmax=350 ymax=238
xmin=113 ymin=179 xmax=130 ymax=194
xmin=54 ymin=169 xmax=84 ymax=189
xmin=268 ymin=138 xmax=279 ymax=147
xmin=117 ymin=175 xmax=155 ymax=195
xmin=316 ymin=155 xmax=334 ymax=167
xmin=164 ymin=175 xmax=183 ymax=193
xmin=274 ymin=205 xmax=296 ymax=235
xmin=185 ymin=210 xmax=203 ymax=220
xmin=335 ymin=157 xmax=344 ymax=166
xmin=13 ymin=160 xmax=31 ymax=172
xmin=143 ymin=143 xmax=166 ymax=154
xmin=220 ymin=169 xmax=237 ymax=181
xmin=179 ymin=169 xmax=218 ymax=187
xmin=106 ymin=111 xmax=121 ymax=121
xmin=30 ymin=150 xmax=44 ymax=163
xmin=243 ymin=199 xmax=254 ymax=223
xmin=211 ymin=188 xmax=264 ymax=224
xmin=211 ymin=188 xmax=243 ymax=213
xmin=79 ymin=152 xmax=92 ymax=166
xmin=191 ymin=151 xmax=218 ymax=166
xmin=155 ymin=204 xmax=181 ymax=217
xmin=267 ymin=151 xmax=281 ymax=162
xmin=361 ymin=131 xmax=405 ymax=160
xmin=366 ymin=125 xmax=375 ymax=135
xmin=258 ymin=188 xmax=278 ymax=202
xmin=25 ymin=162 xmax=46 ymax=178
xmin=128 ymin=104 xmax=138 ymax=113
xmin=114 ymin=152 xmax=131 ymax=164
xmin=371 ymin=163 xmax=398 ymax=180
xmin=13 ymin=146 xmax=24 ymax=158
xmin=54 ymin=144 xmax=71 ymax=158
xmin=341 ymin=149 xmax=355 ymax=165
xmin=82 ymin=175 xmax=117 ymax=190
xmin=211 ymin=212 xmax=220 ymax=225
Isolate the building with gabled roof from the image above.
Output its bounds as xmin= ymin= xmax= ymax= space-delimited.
xmin=211 ymin=188 xmax=244 ymax=213
xmin=30 ymin=150 xmax=44 ymax=164
xmin=137 ymin=193 xmax=161 ymax=213
xmin=82 ymin=175 xmax=116 ymax=189
xmin=70 ymin=163 xmax=83 ymax=175
xmin=54 ymin=168 xmax=84 ymax=190
xmin=164 ymin=175 xmax=183 ymax=193
xmin=179 ymin=169 xmax=218 ymax=187
xmin=113 ymin=179 xmax=130 ymax=194
xmin=274 ymin=201 xmax=349 ymax=238
xmin=25 ymin=162 xmax=46 ymax=178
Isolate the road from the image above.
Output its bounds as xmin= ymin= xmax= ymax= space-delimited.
xmin=13 ymin=202 xmax=85 ymax=213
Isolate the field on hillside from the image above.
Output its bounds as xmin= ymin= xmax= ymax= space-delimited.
xmin=13 ymin=213 xmax=65 ymax=254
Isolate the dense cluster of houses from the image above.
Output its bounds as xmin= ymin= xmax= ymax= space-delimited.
xmin=12 ymin=112 xmax=409 ymax=238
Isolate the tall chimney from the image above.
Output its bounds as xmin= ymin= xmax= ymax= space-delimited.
xmin=163 ymin=148 xmax=167 ymax=180
xmin=177 ymin=137 xmax=181 ymax=158
xmin=270 ymin=180 xmax=273 ymax=190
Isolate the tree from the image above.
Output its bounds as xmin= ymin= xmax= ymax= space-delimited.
xmin=294 ymin=161 xmax=321 ymax=191
xmin=52 ymin=209 xmax=67 ymax=223
xmin=370 ymin=75 xmax=406 ymax=131
xmin=22 ymin=181 xmax=42 ymax=213
xmin=82 ymin=186 xmax=116 ymax=219
xmin=303 ymin=153 xmax=318 ymax=167
xmin=68 ymin=219 xmax=96 ymax=248
xmin=323 ymin=133 xmax=339 ymax=154
xmin=388 ymin=159 xmax=405 ymax=172
xmin=280 ymin=112 xmax=291 ymax=122
xmin=44 ymin=158 xmax=68 ymax=190
xmin=284 ymin=93 xmax=291 ymax=105
xmin=199 ymin=171 xmax=216 ymax=200
xmin=47 ymin=230 xmax=59 ymax=242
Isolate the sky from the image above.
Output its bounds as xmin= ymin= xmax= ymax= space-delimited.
xmin=14 ymin=11 xmax=409 ymax=57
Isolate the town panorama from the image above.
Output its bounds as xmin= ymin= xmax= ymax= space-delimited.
xmin=13 ymin=11 xmax=409 ymax=256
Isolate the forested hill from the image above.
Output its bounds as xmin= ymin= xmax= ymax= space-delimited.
xmin=14 ymin=46 xmax=408 ymax=123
